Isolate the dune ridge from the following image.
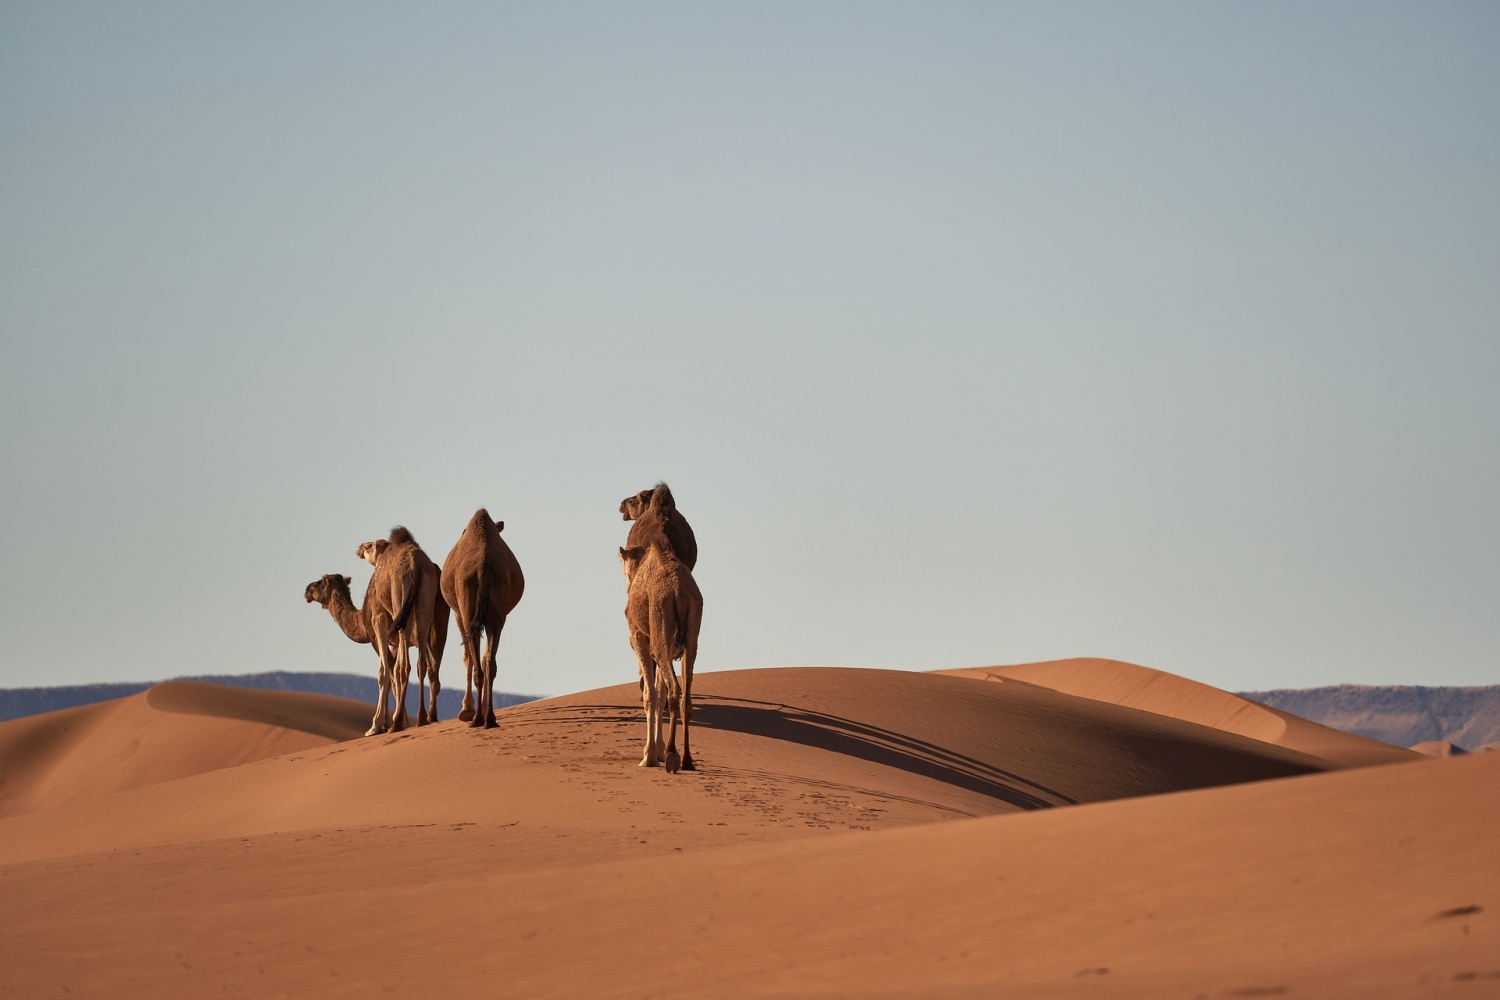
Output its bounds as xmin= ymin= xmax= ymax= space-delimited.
xmin=940 ymin=657 xmax=1417 ymax=766
xmin=0 ymin=681 xmax=367 ymax=818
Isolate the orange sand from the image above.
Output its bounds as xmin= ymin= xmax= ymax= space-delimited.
xmin=1 ymin=664 xmax=1491 ymax=998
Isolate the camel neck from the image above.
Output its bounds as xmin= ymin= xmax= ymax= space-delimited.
xmin=328 ymin=590 xmax=372 ymax=644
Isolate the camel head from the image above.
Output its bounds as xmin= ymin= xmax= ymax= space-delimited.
xmin=305 ymin=574 xmax=353 ymax=607
xmin=619 ymin=546 xmax=646 ymax=585
xmin=619 ymin=488 xmax=654 ymax=521
xmin=356 ymin=539 xmax=391 ymax=566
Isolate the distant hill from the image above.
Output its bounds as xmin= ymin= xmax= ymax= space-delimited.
xmin=0 ymin=672 xmax=538 ymax=724
xmin=1240 ymin=685 xmax=1500 ymax=751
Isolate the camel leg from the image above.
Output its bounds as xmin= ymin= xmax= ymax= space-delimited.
xmin=461 ymin=616 xmax=484 ymax=729
xmin=458 ymin=647 xmax=475 ymax=723
xmin=368 ymin=625 xmax=396 ymax=736
xmin=366 ymin=659 xmax=389 ymax=736
xmin=632 ymin=635 xmax=659 ymax=766
xmin=660 ymin=655 xmax=683 ymax=774
xmin=426 ymin=642 xmax=441 ymax=724
xmin=480 ymin=618 xmax=504 ymax=729
xmin=390 ymin=636 xmax=412 ymax=732
xmin=679 ymin=637 xmax=696 ymax=771
xmin=429 ymin=598 xmax=448 ymax=724
xmin=414 ymin=644 xmax=429 ymax=726
xmin=416 ymin=624 xmax=438 ymax=726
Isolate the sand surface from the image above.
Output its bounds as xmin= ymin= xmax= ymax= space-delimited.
xmin=2 ymin=664 xmax=1492 ymax=998
xmin=940 ymin=657 xmax=1418 ymax=766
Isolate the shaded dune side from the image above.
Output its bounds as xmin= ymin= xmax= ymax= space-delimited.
xmin=145 ymin=680 xmax=371 ymax=741
xmin=940 ymin=658 xmax=1418 ymax=767
xmin=0 ymin=682 xmax=368 ymax=818
xmin=671 ymin=668 xmax=1338 ymax=808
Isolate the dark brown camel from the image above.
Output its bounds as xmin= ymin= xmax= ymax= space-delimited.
xmin=440 ymin=509 xmax=525 ymax=728
xmin=619 ymin=482 xmax=697 ymax=570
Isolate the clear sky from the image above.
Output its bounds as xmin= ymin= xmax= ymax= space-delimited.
xmin=2 ymin=2 xmax=1496 ymax=697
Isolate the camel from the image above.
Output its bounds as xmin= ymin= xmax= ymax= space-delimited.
xmin=618 ymin=493 xmax=703 ymax=772
xmin=440 ymin=509 xmax=525 ymax=729
xmin=355 ymin=536 xmax=450 ymax=725
xmin=619 ymin=482 xmax=697 ymax=570
xmin=360 ymin=527 xmax=440 ymax=735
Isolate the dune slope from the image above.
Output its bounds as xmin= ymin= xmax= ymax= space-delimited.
xmin=0 ymin=667 xmax=1336 ymax=864
xmin=941 ymin=657 xmax=1418 ymax=766
xmin=1 ymin=664 xmax=1475 ymax=999
xmin=0 ymin=681 xmax=368 ymax=817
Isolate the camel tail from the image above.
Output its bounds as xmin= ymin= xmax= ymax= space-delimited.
xmin=470 ymin=559 xmax=488 ymax=646
xmin=389 ymin=576 xmax=420 ymax=634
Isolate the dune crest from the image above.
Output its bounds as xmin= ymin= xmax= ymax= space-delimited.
xmin=0 ymin=681 xmax=367 ymax=818
xmin=939 ymin=657 xmax=1417 ymax=766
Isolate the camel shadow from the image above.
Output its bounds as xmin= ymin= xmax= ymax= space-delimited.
xmin=693 ymin=697 xmax=1074 ymax=811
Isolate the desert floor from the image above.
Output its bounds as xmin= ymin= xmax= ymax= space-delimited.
xmin=1 ymin=659 xmax=1495 ymax=998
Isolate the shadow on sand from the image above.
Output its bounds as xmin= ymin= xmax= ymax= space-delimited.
xmin=693 ymin=697 xmax=1073 ymax=811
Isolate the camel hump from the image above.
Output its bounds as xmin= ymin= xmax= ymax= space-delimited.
xmin=389 ymin=525 xmax=417 ymax=546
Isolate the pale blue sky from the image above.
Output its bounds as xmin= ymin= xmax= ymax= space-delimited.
xmin=2 ymin=2 xmax=1496 ymax=696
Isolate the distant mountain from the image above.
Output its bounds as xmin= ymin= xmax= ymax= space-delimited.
xmin=1240 ymin=685 xmax=1500 ymax=751
xmin=0 ymin=671 xmax=539 ymax=724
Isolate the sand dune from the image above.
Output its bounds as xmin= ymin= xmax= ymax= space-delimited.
xmin=0 ymin=680 xmax=368 ymax=818
xmin=940 ymin=657 xmax=1418 ymax=766
xmin=0 ymin=667 xmax=1334 ymax=864
xmin=1 ymin=663 xmax=1483 ymax=999
xmin=1411 ymin=739 xmax=1468 ymax=757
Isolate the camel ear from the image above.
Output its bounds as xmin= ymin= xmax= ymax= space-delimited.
xmin=341 ymin=575 xmax=352 ymax=586
xmin=496 ymin=520 xmax=505 ymax=532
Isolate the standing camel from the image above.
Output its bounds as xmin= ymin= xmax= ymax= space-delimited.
xmin=440 ymin=509 xmax=525 ymax=728
xmin=306 ymin=570 xmax=430 ymax=735
xmin=363 ymin=527 xmax=437 ymax=734
xmin=356 ymin=535 xmax=450 ymax=724
xmin=618 ymin=495 xmax=702 ymax=771
xmin=619 ymin=482 xmax=697 ymax=570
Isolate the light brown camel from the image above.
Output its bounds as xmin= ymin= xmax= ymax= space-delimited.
xmin=619 ymin=498 xmax=702 ymax=772
xmin=362 ymin=526 xmax=439 ymax=734
xmin=440 ymin=509 xmax=525 ymax=728
xmin=619 ymin=482 xmax=697 ymax=570
xmin=355 ymin=536 xmax=450 ymax=724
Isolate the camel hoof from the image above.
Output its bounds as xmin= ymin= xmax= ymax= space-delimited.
xmin=468 ymin=717 xmax=485 ymax=729
xmin=639 ymin=757 xmax=659 ymax=768
xmin=664 ymin=751 xmax=681 ymax=774
xmin=680 ymin=757 xmax=696 ymax=771
xmin=364 ymin=726 xmax=382 ymax=737
xmin=458 ymin=708 xmax=475 ymax=723
xmin=483 ymin=716 xmax=498 ymax=730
